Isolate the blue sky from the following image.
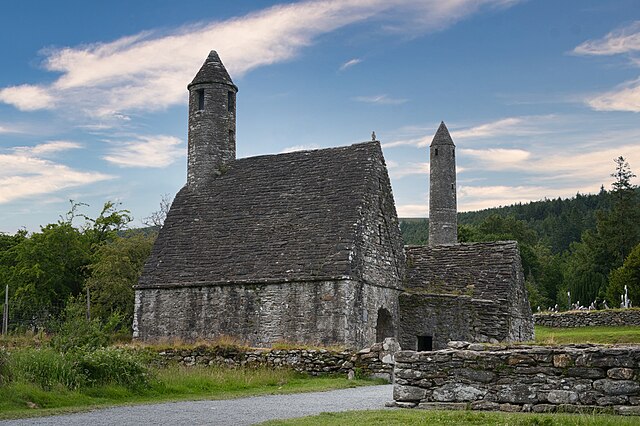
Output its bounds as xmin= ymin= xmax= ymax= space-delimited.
xmin=1 ymin=0 xmax=639 ymax=233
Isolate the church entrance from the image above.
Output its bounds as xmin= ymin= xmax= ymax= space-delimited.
xmin=375 ymin=308 xmax=395 ymax=342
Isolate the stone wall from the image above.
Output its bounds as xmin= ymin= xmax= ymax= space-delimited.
xmin=398 ymin=294 xmax=510 ymax=350
xmin=534 ymin=309 xmax=640 ymax=328
xmin=393 ymin=342 xmax=640 ymax=415
xmin=133 ymin=279 xmax=399 ymax=349
xmin=145 ymin=338 xmax=401 ymax=382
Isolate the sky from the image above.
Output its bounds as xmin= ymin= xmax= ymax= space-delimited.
xmin=1 ymin=0 xmax=639 ymax=233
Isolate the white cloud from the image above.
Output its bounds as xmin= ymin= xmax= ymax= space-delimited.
xmin=587 ymin=78 xmax=640 ymax=112
xmin=0 ymin=143 xmax=113 ymax=204
xmin=454 ymin=117 xmax=522 ymax=139
xmin=457 ymin=184 xmax=589 ymax=212
xmin=573 ymin=21 xmax=640 ymax=56
xmin=396 ymin=203 xmax=428 ymax=217
xmin=352 ymin=94 xmax=408 ymax=105
xmin=574 ymin=22 xmax=640 ymax=113
xmin=461 ymin=148 xmax=530 ymax=168
xmin=382 ymin=115 xmax=554 ymax=148
xmin=387 ymin=161 xmax=429 ymax=178
xmin=339 ymin=58 xmax=362 ymax=70
xmin=0 ymin=0 xmax=519 ymax=118
xmin=0 ymin=84 xmax=55 ymax=111
xmin=28 ymin=141 xmax=83 ymax=156
xmin=280 ymin=144 xmax=321 ymax=153
xmin=103 ymin=135 xmax=183 ymax=167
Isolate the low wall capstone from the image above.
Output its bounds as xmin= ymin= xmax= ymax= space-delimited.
xmin=392 ymin=341 xmax=640 ymax=415
xmin=534 ymin=309 xmax=640 ymax=328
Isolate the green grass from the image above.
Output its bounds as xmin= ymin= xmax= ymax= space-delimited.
xmin=535 ymin=325 xmax=640 ymax=345
xmin=0 ymin=365 xmax=380 ymax=420
xmin=260 ymin=409 xmax=640 ymax=425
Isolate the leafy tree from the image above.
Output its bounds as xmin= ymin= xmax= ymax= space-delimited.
xmin=85 ymin=233 xmax=155 ymax=327
xmin=607 ymin=243 xmax=640 ymax=308
xmin=597 ymin=157 xmax=640 ymax=265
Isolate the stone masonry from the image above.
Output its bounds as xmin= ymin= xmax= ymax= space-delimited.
xmin=428 ymin=122 xmax=457 ymax=245
xmin=393 ymin=342 xmax=640 ymax=416
xmin=399 ymin=242 xmax=534 ymax=350
xmin=534 ymin=309 xmax=640 ymax=328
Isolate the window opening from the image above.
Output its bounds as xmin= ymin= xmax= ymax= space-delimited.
xmin=197 ymin=89 xmax=205 ymax=111
xmin=435 ymin=148 xmax=438 ymax=156
xmin=229 ymin=129 xmax=235 ymax=143
xmin=227 ymin=91 xmax=235 ymax=112
xmin=417 ymin=335 xmax=433 ymax=351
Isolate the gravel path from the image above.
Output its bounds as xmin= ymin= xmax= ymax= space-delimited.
xmin=2 ymin=384 xmax=393 ymax=426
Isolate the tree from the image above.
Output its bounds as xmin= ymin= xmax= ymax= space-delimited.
xmin=85 ymin=234 xmax=155 ymax=328
xmin=142 ymin=194 xmax=173 ymax=228
xmin=607 ymin=243 xmax=640 ymax=308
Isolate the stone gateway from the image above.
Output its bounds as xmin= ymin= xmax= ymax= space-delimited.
xmin=133 ymin=51 xmax=534 ymax=349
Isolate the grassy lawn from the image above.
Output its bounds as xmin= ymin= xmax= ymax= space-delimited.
xmin=260 ymin=409 xmax=640 ymax=425
xmin=535 ymin=325 xmax=640 ymax=345
xmin=0 ymin=365 xmax=380 ymax=420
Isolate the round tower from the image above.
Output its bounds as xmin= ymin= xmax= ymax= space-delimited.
xmin=428 ymin=121 xmax=457 ymax=245
xmin=187 ymin=50 xmax=238 ymax=188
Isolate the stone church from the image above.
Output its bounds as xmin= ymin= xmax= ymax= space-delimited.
xmin=133 ymin=51 xmax=533 ymax=350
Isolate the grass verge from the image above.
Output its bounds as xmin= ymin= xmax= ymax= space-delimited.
xmin=260 ymin=409 xmax=640 ymax=425
xmin=0 ymin=365 xmax=380 ymax=420
xmin=535 ymin=325 xmax=640 ymax=345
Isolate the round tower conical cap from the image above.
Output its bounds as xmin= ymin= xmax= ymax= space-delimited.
xmin=188 ymin=50 xmax=238 ymax=90
xmin=430 ymin=121 xmax=455 ymax=146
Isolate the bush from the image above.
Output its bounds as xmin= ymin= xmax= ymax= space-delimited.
xmin=77 ymin=347 xmax=150 ymax=388
xmin=50 ymin=296 xmax=122 ymax=353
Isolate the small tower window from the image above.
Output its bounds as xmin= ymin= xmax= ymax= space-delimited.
xmin=227 ymin=91 xmax=235 ymax=112
xmin=196 ymin=89 xmax=205 ymax=111
xmin=229 ymin=129 xmax=235 ymax=143
xmin=435 ymin=148 xmax=438 ymax=156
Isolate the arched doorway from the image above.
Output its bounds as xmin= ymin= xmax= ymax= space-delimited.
xmin=375 ymin=308 xmax=395 ymax=342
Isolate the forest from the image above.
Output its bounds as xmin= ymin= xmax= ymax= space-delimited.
xmin=0 ymin=158 xmax=639 ymax=332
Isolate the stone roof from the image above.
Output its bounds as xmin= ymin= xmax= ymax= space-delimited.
xmin=430 ymin=121 xmax=454 ymax=146
xmin=138 ymin=141 xmax=389 ymax=288
xmin=404 ymin=241 xmax=521 ymax=301
xmin=188 ymin=50 xmax=237 ymax=90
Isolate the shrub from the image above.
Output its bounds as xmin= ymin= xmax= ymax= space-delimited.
xmin=77 ymin=347 xmax=151 ymax=388
xmin=50 ymin=296 xmax=122 ymax=353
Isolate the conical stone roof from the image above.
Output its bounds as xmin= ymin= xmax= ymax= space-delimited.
xmin=431 ymin=121 xmax=455 ymax=146
xmin=188 ymin=50 xmax=237 ymax=90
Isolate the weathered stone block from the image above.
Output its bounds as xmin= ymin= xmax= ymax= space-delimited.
xmin=593 ymin=379 xmax=640 ymax=395
xmin=547 ymin=390 xmax=579 ymax=404
xmin=607 ymin=368 xmax=635 ymax=380
xmin=433 ymin=383 xmax=486 ymax=402
xmin=553 ymin=353 xmax=573 ymax=367
xmin=394 ymin=385 xmax=426 ymax=402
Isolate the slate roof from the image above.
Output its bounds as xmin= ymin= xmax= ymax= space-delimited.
xmin=404 ymin=241 xmax=521 ymax=301
xmin=138 ymin=141 xmax=386 ymax=288
xmin=188 ymin=50 xmax=237 ymax=90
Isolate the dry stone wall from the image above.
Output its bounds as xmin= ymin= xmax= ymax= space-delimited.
xmin=393 ymin=342 xmax=640 ymax=415
xmin=534 ymin=309 xmax=640 ymax=328
xmin=144 ymin=338 xmax=401 ymax=381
